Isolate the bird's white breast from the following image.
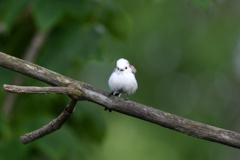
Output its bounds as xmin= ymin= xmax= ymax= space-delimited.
xmin=108 ymin=72 xmax=138 ymax=95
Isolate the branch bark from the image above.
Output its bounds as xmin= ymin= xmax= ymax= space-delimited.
xmin=3 ymin=85 xmax=74 ymax=95
xmin=20 ymin=99 xmax=77 ymax=144
xmin=0 ymin=52 xmax=73 ymax=87
xmin=1 ymin=52 xmax=240 ymax=149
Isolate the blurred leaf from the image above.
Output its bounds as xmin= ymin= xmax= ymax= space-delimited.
xmin=32 ymin=0 xmax=95 ymax=31
xmin=1 ymin=15 xmax=35 ymax=55
xmin=32 ymin=0 xmax=66 ymax=31
xmin=37 ymin=24 xmax=103 ymax=76
xmin=19 ymin=115 xmax=86 ymax=159
xmin=100 ymin=2 xmax=131 ymax=39
xmin=71 ymin=102 xmax=106 ymax=144
xmin=0 ymin=115 xmax=12 ymax=143
xmin=0 ymin=0 xmax=29 ymax=32
xmin=36 ymin=125 xmax=87 ymax=159
xmin=65 ymin=0 xmax=94 ymax=20
xmin=187 ymin=0 xmax=212 ymax=10
xmin=146 ymin=0 xmax=167 ymax=4
xmin=0 ymin=138 xmax=31 ymax=160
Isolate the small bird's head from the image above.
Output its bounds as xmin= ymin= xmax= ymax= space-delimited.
xmin=115 ymin=58 xmax=136 ymax=74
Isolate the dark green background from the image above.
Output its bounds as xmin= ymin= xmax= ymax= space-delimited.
xmin=0 ymin=0 xmax=240 ymax=159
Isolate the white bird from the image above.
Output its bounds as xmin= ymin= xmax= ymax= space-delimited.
xmin=108 ymin=58 xmax=138 ymax=102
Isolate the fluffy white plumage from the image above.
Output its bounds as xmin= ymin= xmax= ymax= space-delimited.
xmin=108 ymin=58 xmax=138 ymax=100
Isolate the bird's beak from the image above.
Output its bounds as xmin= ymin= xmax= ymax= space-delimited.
xmin=120 ymin=69 xmax=124 ymax=71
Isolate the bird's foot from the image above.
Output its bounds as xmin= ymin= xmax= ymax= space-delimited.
xmin=108 ymin=91 xmax=121 ymax=98
xmin=124 ymin=94 xmax=129 ymax=101
xmin=115 ymin=92 xmax=121 ymax=97
xmin=108 ymin=91 xmax=114 ymax=97
xmin=104 ymin=107 xmax=112 ymax=112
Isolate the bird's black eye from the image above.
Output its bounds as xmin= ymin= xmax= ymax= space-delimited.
xmin=125 ymin=67 xmax=127 ymax=69
xmin=117 ymin=67 xmax=119 ymax=70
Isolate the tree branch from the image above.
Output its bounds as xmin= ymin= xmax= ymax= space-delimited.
xmin=1 ymin=52 xmax=240 ymax=149
xmin=0 ymin=52 xmax=73 ymax=87
xmin=20 ymin=99 xmax=77 ymax=144
xmin=3 ymin=85 xmax=74 ymax=95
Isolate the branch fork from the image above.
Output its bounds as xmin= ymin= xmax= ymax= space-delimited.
xmin=3 ymin=84 xmax=79 ymax=144
xmin=1 ymin=52 xmax=240 ymax=149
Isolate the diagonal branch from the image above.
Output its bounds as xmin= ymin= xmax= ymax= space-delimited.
xmin=20 ymin=99 xmax=77 ymax=144
xmin=3 ymin=84 xmax=78 ymax=144
xmin=1 ymin=52 xmax=240 ymax=149
xmin=0 ymin=52 xmax=73 ymax=87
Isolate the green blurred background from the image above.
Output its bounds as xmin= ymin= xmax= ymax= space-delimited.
xmin=1 ymin=0 xmax=240 ymax=159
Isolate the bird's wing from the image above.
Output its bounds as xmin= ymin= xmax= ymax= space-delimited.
xmin=130 ymin=65 xmax=137 ymax=74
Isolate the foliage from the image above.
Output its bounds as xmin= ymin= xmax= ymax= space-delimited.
xmin=1 ymin=0 xmax=240 ymax=159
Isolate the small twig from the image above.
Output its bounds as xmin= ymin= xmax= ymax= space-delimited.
xmin=3 ymin=85 xmax=74 ymax=95
xmin=20 ymin=99 xmax=78 ymax=144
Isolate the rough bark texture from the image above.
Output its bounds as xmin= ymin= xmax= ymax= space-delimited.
xmin=1 ymin=52 xmax=240 ymax=148
xmin=0 ymin=52 xmax=73 ymax=86
xmin=3 ymin=85 xmax=74 ymax=95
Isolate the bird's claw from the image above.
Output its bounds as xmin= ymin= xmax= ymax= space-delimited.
xmin=104 ymin=107 xmax=112 ymax=112
xmin=124 ymin=95 xmax=129 ymax=101
xmin=108 ymin=92 xmax=113 ymax=97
